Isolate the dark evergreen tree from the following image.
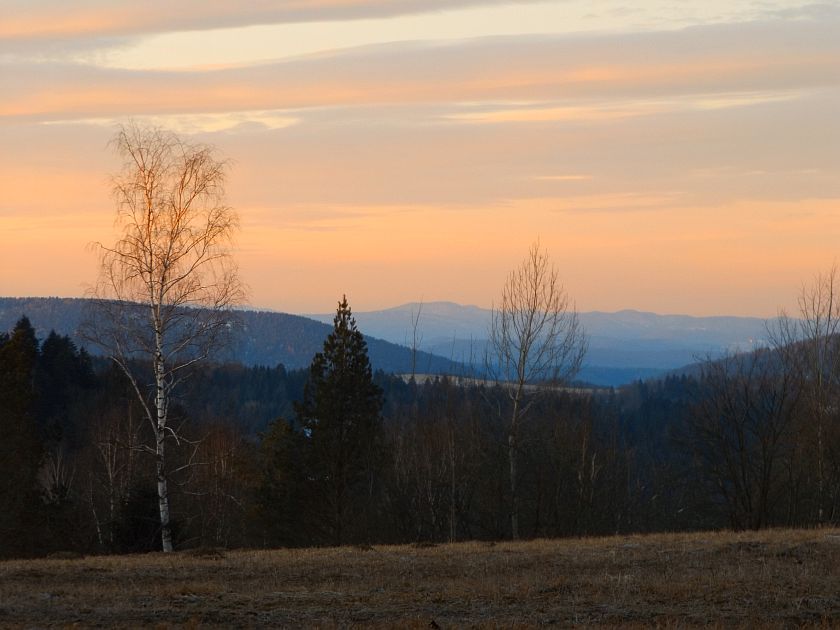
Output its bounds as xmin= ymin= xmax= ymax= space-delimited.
xmin=36 ymin=332 xmax=96 ymax=447
xmin=296 ymin=296 xmax=384 ymax=545
xmin=256 ymin=418 xmax=308 ymax=546
xmin=0 ymin=317 xmax=44 ymax=557
xmin=34 ymin=332 xmax=98 ymax=554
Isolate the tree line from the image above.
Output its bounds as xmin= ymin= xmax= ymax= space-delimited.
xmin=4 ymin=122 xmax=838 ymax=558
xmin=4 ymin=273 xmax=840 ymax=557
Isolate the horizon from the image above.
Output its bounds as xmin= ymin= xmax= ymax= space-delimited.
xmin=2 ymin=1 xmax=838 ymax=319
xmin=0 ymin=293 xmax=783 ymax=322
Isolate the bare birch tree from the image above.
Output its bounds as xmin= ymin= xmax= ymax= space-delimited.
xmin=488 ymin=241 xmax=587 ymax=539
xmin=85 ymin=123 xmax=243 ymax=552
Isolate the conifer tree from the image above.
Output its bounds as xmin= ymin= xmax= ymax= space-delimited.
xmin=296 ymin=296 xmax=383 ymax=545
xmin=256 ymin=418 xmax=307 ymax=546
xmin=0 ymin=317 xmax=44 ymax=556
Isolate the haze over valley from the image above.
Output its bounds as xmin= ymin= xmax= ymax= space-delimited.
xmin=1 ymin=296 xmax=772 ymax=386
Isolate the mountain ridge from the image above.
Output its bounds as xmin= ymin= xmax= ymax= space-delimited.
xmin=1 ymin=297 xmax=777 ymax=386
xmin=0 ymin=297 xmax=458 ymax=376
xmin=307 ymin=301 xmax=775 ymax=385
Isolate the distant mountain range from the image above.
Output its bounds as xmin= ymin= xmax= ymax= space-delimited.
xmin=307 ymin=301 xmax=775 ymax=386
xmin=1 ymin=297 xmax=775 ymax=386
xmin=0 ymin=297 xmax=458 ymax=375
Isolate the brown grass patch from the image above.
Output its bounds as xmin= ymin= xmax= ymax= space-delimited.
xmin=2 ymin=528 xmax=840 ymax=627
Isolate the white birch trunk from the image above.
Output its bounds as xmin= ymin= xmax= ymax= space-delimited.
xmin=155 ymin=329 xmax=174 ymax=553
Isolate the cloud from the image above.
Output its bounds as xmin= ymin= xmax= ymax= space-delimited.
xmin=40 ymin=111 xmax=301 ymax=135
xmin=532 ymin=175 xmax=593 ymax=182
xmin=0 ymin=0 xmax=519 ymax=42
xmin=445 ymin=91 xmax=803 ymax=124
xmin=2 ymin=16 xmax=837 ymax=125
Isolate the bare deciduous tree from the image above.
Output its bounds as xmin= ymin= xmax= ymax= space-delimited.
xmin=85 ymin=123 xmax=244 ymax=552
xmin=772 ymin=265 xmax=840 ymax=522
xmin=689 ymin=350 xmax=800 ymax=530
xmin=488 ymin=241 xmax=587 ymax=539
xmin=409 ymin=300 xmax=423 ymax=381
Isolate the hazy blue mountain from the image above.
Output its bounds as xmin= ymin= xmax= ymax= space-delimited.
xmin=306 ymin=301 xmax=487 ymax=348
xmin=2 ymin=297 xmax=776 ymax=386
xmin=308 ymin=302 xmax=774 ymax=386
xmin=0 ymin=297 xmax=458 ymax=375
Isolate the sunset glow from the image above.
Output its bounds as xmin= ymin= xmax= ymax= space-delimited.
xmin=1 ymin=0 xmax=838 ymax=316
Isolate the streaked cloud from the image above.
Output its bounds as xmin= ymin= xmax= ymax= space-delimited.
xmin=41 ymin=111 xmax=301 ymax=135
xmin=446 ymin=103 xmax=650 ymax=124
xmin=3 ymin=18 xmax=838 ymax=125
xmin=532 ymin=175 xmax=594 ymax=182
xmin=0 ymin=0 xmax=517 ymax=41
xmin=3 ymin=0 xmax=821 ymax=63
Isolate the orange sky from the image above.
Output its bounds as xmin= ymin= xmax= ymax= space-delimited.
xmin=1 ymin=1 xmax=838 ymax=317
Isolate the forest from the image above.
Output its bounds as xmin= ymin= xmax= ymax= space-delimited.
xmin=3 ymin=125 xmax=837 ymax=560
xmin=2 ymin=289 xmax=838 ymax=559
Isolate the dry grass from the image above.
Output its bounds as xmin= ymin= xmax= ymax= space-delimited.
xmin=2 ymin=528 xmax=840 ymax=627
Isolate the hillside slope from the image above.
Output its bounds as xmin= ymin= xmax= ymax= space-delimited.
xmin=0 ymin=297 xmax=458 ymax=374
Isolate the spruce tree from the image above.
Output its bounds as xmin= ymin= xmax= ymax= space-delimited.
xmin=296 ymin=296 xmax=383 ymax=545
xmin=0 ymin=317 xmax=44 ymax=556
xmin=256 ymin=418 xmax=308 ymax=546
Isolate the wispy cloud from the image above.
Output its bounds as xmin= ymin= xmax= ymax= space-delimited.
xmin=0 ymin=0 xmax=518 ymax=42
xmin=3 ymin=18 xmax=837 ymax=125
xmin=41 ymin=111 xmax=301 ymax=135
xmin=532 ymin=175 xmax=593 ymax=182
xmin=446 ymin=91 xmax=805 ymax=124
xmin=4 ymin=0 xmax=820 ymax=60
xmin=445 ymin=103 xmax=649 ymax=124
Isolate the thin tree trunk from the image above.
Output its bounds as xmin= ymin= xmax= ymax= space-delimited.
xmin=509 ymin=430 xmax=519 ymax=540
xmin=335 ymin=486 xmax=343 ymax=546
xmin=155 ymin=335 xmax=174 ymax=553
xmin=509 ymin=392 xmax=522 ymax=540
xmin=156 ymin=435 xmax=173 ymax=552
xmin=89 ymin=478 xmax=105 ymax=551
xmin=449 ymin=427 xmax=457 ymax=543
xmin=818 ymin=419 xmax=825 ymax=524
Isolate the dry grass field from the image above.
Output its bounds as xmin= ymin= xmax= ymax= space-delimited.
xmin=2 ymin=528 xmax=840 ymax=628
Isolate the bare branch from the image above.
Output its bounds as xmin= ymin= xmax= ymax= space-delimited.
xmin=486 ymin=240 xmax=588 ymax=540
xmin=83 ymin=122 xmax=244 ymax=553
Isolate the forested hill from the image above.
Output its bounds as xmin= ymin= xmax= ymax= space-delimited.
xmin=0 ymin=297 xmax=459 ymax=374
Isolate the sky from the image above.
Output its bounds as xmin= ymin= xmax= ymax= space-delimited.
xmin=1 ymin=0 xmax=838 ymax=317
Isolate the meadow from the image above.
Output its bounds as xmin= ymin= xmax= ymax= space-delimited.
xmin=2 ymin=528 xmax=839 ymax=628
